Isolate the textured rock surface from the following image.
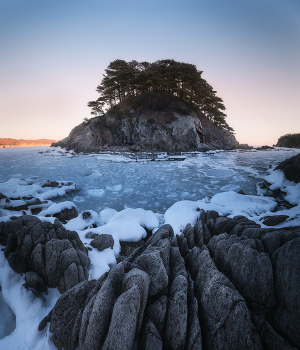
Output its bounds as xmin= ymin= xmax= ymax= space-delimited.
xmin=0 ymin=215 xmax=89 ymax=294
xmin=90 ymin=234 xmax=114 ymax=251
xmin=52 ymin=108 xmax=238 ymax=153
xmin=275 ymin=153 xmax=300 ymax=183
xmin=39 ymin=212 xmax=300 ymax=350
xmin=50 ymin=206 xmax=78 ymax=224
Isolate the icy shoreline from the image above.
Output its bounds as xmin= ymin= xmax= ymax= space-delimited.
xmin=0 ymin=146 xmax=300 ymax=349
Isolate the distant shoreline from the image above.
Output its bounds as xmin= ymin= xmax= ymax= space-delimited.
xmin=0 ymin=138 xmax=56 ymax=148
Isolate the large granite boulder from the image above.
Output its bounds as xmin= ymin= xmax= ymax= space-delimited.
xmin=38 ymin=212 xmax=300 ymax=350
xmin=1 ymin=215 xmax=89 ymax=294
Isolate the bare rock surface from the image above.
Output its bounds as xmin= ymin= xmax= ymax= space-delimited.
xmin=0 ymin=215 xmax=89 ymax=294
xmin=90 ymin=234 xmax=114 ymax=251
xmin=52 ymin=108 xmax=238 ymax=153
xmin=36 ymin=211 xmax=300 ymax=350
xmin=275 ymin=153 xmax=300 ymax=183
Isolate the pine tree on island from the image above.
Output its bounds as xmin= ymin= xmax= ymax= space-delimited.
xmin=88 ymin=59 xmax=234 ymax=132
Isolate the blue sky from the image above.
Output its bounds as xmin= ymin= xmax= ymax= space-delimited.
xmin=0 ymin=0 xmax=299 ymax=145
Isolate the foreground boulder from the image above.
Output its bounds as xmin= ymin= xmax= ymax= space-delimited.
xmin=39 ymin=211 xmax=300 ymax=350
xmin=275 ymin=153 xmax=300 ymax=183
xmin=0 ymin=215 xmax=89 ymax=294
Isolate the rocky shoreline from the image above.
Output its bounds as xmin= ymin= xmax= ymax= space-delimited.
xmin=0 ymin=149 xmax=300 ymax=349
xmin=1 ymin=210 xmax=299 ymax=350
xmin=52 ymin=109 xmax=238 ymax=153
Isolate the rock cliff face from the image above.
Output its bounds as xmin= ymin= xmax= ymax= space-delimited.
xmin=53 ymin=108 xmax=238 ymax=153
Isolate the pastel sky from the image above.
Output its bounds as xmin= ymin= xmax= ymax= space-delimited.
xmin=0 ymin=0 xmax=299 ymax=146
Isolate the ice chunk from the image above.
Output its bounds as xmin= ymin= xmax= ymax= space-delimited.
xmin=87 ymin=189 xmax=105 ymax=197
xmin=106 ymin=184 xmax=122 ymax=191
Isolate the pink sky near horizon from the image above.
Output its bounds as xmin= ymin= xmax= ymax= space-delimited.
xmin=0 ymin=0 xmax=299 ymax=146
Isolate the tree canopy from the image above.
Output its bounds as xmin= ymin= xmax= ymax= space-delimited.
xmin=277 ymin=133 xmax=300 ymax=148
xmin=88 ymin=59 xmax=233 ymax=131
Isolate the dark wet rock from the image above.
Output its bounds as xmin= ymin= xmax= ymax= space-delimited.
xmin=272 ymin=238 xmax=300 ymax=348
xmin=230 ymin=223 xmax=261 ymax=237
xmin=178 ymin=236 xmax=189 ymax=258
xmin=220 ymin=219 xmax=239 ymax=234
xmin=82 ymin=211 xmax=91 ymax=220
xmin=202 ymin=223 xmax=211 ymax=245
xmin=183 ymin=224 xmax=195 ymax=249
xmin=194 ymin=248 xmax=263 ymax=350
xmin=164 ymin=274 xmax=188 ymax=350
xmin=262 ymin=215 xmax=289 ymax=226
xmin=238 ymin=143 xmax=253 ymax=150
xmin=40 ymin=214 xmax=300 ymax=350
xmin=144 ymin=295 xmax=168 ymax=336
xmin=205 ymin=210 xmax=219 ymax=222
xmin=2 ymin=215 xmax=89 ymax=294
xmin=140 ymin=321 xmax=163 ymax=350
xmin=241 ymin=227 xmax=274 ymax=240
xmin=252 ymin=313 xmax=297 ymax=350
xmin=42 ymin=181 xmax=59 ymax=188
xmin=49 ymin=206 xmax=78 ymax=224
xmin=194 ymin=219 xmax=204 ymax=247
xmin=215 ymin=237 xmax=276 ymax=308
xmin=205 ymin=219 xmax=215 ymax=236
xmin=4 ymin=200 xmax=28 ymax=211
xmin=90 ymin=234 xmax=114 ymax=251
xmin=135 ymin=251 xmax=168 ymax=297
xmin=25 ymin=271 xmax=48 ymax=293
xmin=213 ymin=216 xmax=231 ymax=235
xmin=7 ymin=252 xmax=26 ymax=273
xmin=256 ymin=145 xmax=274 ymax=150
xmin=275 ymin=153 xmax=300 ymax=183
xmin=186 ymin=277 xmax=202 ymax=350
xmin=102 ymin=268 xmax=149 ymax=350
xmin=0 ymin=216 xmax=24 ymax=245
xmin=47 ymin=279 xmax=100 ymax=350
xmin=117 ymin=239 xmax=145 ymax=262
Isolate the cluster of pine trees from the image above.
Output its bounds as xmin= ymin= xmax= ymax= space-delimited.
xmin=88 ymin=59 xmax=233 ymax=131
xmin=277 ymin=133 xmax=300 ymax=148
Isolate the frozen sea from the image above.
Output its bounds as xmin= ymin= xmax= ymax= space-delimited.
xmin=0 ymin=146 xmax=298 ymax=214
xmin=0 ymin=145 xmax=300 ymax=350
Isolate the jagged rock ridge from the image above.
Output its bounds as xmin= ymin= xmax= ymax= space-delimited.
xmin=53 ymin=107 xmax=238 ymax=153
xmin=0 ymin=216 xmax=89 ymax=294
xmin=27 ymin=210 xmax=300 ymax=350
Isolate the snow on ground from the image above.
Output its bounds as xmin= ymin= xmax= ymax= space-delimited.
xmin=0 ymin=250 xmax=60 ymax=350
xmin=67 ymin=207 xmax=159 ymax=279
xmin=263 ymin=169 xmax=300 ymax=206
xmin=164 ymin=191 xmax=278 ymax=235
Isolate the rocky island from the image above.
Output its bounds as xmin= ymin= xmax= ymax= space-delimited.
xmin=276 ymin=133 xmax=300 ymax=149
xmin=52 ymin=59 xmax=238 ymax=153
